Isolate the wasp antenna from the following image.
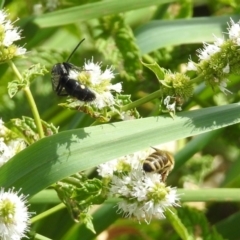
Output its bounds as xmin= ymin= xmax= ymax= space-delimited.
xmin=66 ymin=38 xmax=85 ymax=62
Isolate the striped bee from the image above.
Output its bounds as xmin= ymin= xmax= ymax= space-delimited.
xmin=143 ymin=147 xmax=174 ymax=182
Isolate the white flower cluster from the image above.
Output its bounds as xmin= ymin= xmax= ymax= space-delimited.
xmin=97 ymin=149 xmax=179 ymax=223
xmin=0 ymin=9 xmax=26 ymax=62
xmin=0 ymin=119 xmax=26 ymax=167
xmin=69 ymin=59 xmax=122 ymax=109
xmin=66 ymin=59 xmax=122 ymax=109
xmin=84 ymin=59 xmax=122 ymax=109
xmin=0 ymin=188 xmax=32 ymax=240
xmin=186 ymin=18 xmax=240 ymax=95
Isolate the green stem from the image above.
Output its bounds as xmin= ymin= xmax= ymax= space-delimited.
xmin=178 ymin=188 xmax=240 ymax=202
xmin=91 ymin=89 xmax=162 ymax=126
xmin=31 ymin=203 xmax=65 ymax=223
xmin=165 ymin=208 xmax=193 ymax=240
xmin=141 ymin=54 xmax=156 ymax=64
xmin=8 ymin=60 xmax=45 ymax=139
xmin=121 ymin=89 xmax=162 ymax=112
xmin=90 ymin=119 xmax=101 ymax=126
xmin=32 ymin=233 xmax=52 ymax=240
xmin=191 ymin=74 xmax=204 ymax=84
xmin=61 ymin=177 xmax=82 ymax=186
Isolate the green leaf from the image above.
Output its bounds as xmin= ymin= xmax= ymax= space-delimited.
xmin=0 ymin=103 xmax=240 ymax=197
xmin=141 ymin=61 xmax=167 ymax=84
xmin=81 ymin=212 xmax=96 ymax=234
xmin=177 ymin=206 xmax=224 ymax=240
xmin=33 ymin=0 xmax=176 ymax=28
xmin=0 ymin=0 xmax=4 ymax=9
xmin=215 ymin=211 xmax=240 ymax=240
xmin=135 ymin=15 xmax=240 ymax=54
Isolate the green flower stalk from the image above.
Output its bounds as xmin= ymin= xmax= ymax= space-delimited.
xmin=0 ymin=9 xmax=47 ymax=139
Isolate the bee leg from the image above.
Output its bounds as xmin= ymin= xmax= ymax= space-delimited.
xmin=161 ymin=172 xmax=168 ymax=182
xmin=57 ymin=88 xmax=68 ymax=96
xmin=56 ymin=81 xmax=68 ymax=96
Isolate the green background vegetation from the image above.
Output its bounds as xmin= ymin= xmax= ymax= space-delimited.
xmin=1 ymin=0 xmax=240 ymax=239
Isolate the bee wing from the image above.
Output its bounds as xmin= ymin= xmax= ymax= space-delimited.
xmin=51 ymin=63 xmax=68 ymax=94
xmin=70 ymin=64 xmax=82 ymax=72
xmin=51 ymin=74 xmax=60 ymax=91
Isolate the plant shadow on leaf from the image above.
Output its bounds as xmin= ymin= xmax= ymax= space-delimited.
xmin=0 ymin=129 xmax=90 ymax=197
xmin=0 ymin=103 xmax=239 ymax=199
xmin=182 ymin=103 xmax=240 ymax=134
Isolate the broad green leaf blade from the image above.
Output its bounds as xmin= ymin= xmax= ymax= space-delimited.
xmin=172 ymin=129 xmax=223 ymax=172
xmin=135 ymin=15 xmax=240 ymax=54
xmin=0 ymin=103 xmax=240 ymax=197
xmin=33 ymin=0 xmax=175 ymax=28
xmin=215 ymin=212 xmax=240 ymax=240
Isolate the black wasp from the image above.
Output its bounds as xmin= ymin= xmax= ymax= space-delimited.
xmin=51 ymin=39 xmax=96 ymax=102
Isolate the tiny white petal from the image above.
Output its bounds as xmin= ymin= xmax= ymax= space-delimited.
xmin=15 ymin=46 xmax=27 ymax=56
xmin=68 ymin=69 xmax=78 ymax=79
xmin=213 ymin=34 xmax=224 ymax=46
xmin=108 ymin=82 xmax=122 ymax=93
xmin=100 ymin=68 xmax=115 ymax=80
xmin=187 ymin=60 xmax=197 ymax=71
xmin=0 ymin=10 xmax=7 ymax=24
xmin=222 ymin=64 xmax=230 ymax=73
xmin=163 ymin=96 xmax=171 ymax=105
xmin=3 ymin=29 xmax=21 ymax=47
xmin=218 ymin=79 xmax=232 ymax=95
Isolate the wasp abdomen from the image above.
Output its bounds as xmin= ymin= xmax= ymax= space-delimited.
xmin=64 ymin=79 xmax=96 ymax=102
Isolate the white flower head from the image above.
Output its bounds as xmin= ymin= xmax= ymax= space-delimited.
xmin=0 ymin=188 xmax=33 ymax=240
xmin=74 ymin=58 xmax=122 ymax=109
xmin=0 ymin=9 xmax=26 ymax=62
xmin=98 ymin=149 xmax=180 ymax=222
xmin=112 ymin=168 xmax=180 ymax=223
